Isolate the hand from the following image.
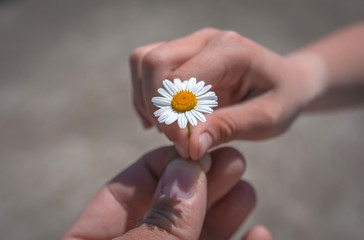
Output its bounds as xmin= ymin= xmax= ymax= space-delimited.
xmin=130 ymin=28 xmax=323 ymax=160
xmin=62 ymin=146 xmax=272 ymax=240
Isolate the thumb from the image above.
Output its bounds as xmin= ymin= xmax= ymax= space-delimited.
xmin=117 ymin=154 xmax=211 ymax=240
xmin=188 ymin=92 xmax=283 ymax=160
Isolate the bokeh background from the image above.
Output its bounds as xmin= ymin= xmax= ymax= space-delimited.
xmin=1 ymin=0 xmax=364 ymax=239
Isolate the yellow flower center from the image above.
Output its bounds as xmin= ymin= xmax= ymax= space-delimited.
xmin=171 ymin=90 xmax=197 ymax=112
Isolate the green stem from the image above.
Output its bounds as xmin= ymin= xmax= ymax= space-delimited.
xmin=187 ymin=122 xmax=191 ymax=136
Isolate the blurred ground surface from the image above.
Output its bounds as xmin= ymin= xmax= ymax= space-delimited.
xmin=1 ymin=0 xmax=364 ymax=239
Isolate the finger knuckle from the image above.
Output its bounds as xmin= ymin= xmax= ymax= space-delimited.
xmin=142 ymin=197 xmax=180 ymax=232
xmin=213 ymin=30 xmax=251 ymax=60
xmin=219 ymin=30 xmax=243 ymax=42
xmin=261 ymin=106 xmax=280 ymax=128
xmin=129 ymin=46 xmax=148 ymax=64
xmin=142 ymin=50 xmax=166 ymax=72
xmin=213 ymin=114 xmax=237 ymax=144
xmin=198 ymin=27 xmax=220 ymax=35
xmin=216 ymin=30 xmax=253 ymax=50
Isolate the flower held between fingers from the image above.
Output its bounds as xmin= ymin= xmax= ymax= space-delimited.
xmin=152 ymin=77 xmax=218 ymax=129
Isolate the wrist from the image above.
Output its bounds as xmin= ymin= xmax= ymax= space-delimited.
xmin=285 ymin=52 xmax=328 ymax=109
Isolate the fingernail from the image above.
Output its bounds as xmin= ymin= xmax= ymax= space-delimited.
xmin=198 ymin=132 xmax=212 ymax=159
xmin=174 ymin=142 xmax=187 ymax=158
xmin=156 ymin=158 xmax=197 ymax=200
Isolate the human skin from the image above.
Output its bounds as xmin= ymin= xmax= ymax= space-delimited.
xmin=130 ymin=22 xmax=364 ymax=160
xmin=62 ymin=146 xmax=272 ymax=240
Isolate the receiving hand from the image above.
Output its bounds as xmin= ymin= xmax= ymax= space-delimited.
xmin=62 ymin=146 xmax=272 ymax=240
xmin=130 ymin=28 xmax=323 ymax=160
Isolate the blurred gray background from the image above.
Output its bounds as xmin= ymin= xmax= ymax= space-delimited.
xmin=1 ymin=0 xmax=364 ymax=239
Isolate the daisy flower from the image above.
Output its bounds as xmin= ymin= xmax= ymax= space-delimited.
xmin=151 ymin=77 xmax=218 ymax=129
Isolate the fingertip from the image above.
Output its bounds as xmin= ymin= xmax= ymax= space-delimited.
xmin=206 ymin=147 xmax=247 ymax=184
xmin=235 ymin=181 xmax=256 ymax=209
xmin=243 ymin=225 xmax=273 ymax=240
xmin=141 ymin=116 xmax=153 ymax=129
xmin=156 ymin=123 xmax=162 ymax=132
xmin=211 ymin=147 xmax=246 ymax=173
xmin=133 ymin=101 xmax=153 ymax=129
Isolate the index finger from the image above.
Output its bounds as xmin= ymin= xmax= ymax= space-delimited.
xmin=130 ymin=42 xmax=165 ymax=128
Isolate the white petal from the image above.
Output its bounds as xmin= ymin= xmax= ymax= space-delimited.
xmin=152 ymin=96 xmax=171 ymax=106
xmin=178 ymin=113 xmax=187 ymax=128
xmin=182 ymin=80 xmax=188 ymax=90
xmin=185 ymin=111 xmax=198 ymax=126
xmin=158 ymin=111 xmax=172 ymax=123
xmin=192 ymin=80 xmax=205 ymax=94
xmin=191 ymin=109 xmax=206 ymax=122
xmin=165 ymin=111 xmax=178 ymax=125
xmin=196 ymin=84 xmax=212 ymax=97
xmin=157 ymin=88 xmax=172 ymax=99
xmin=195 ymin=105 xmax=213 ymax=114
xmin=197 ymin=91 xmax=217 ymax=101
xmin=163 ymin=79 xmax=178 ymax=95
xmin=154 ymin=107 xmax=170 ymax=117
xmin=154 ymin=104 xmax=170 ymax=109
xmin=186 ymin=77 xmax=196 ymax=91
xmin=174 ymin=78 xmax=183 ymax=92
xmin=197 ymin=99 xmax=218 ymax=107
